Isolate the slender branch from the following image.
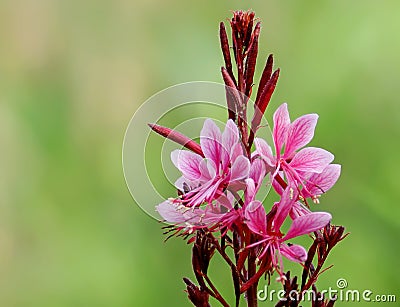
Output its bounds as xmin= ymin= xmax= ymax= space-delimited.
xmin=202 ymin=273 xmax=230 ymax=307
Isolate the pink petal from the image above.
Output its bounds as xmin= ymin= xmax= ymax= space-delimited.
xmin=245 ymin=178 xmax=256 ymax=205
xmin=199 ymin=158 xmax=217 ymax=181
xmin=200 ymin=119 xmax=222 ymax=166
xmin=230 ymin=142 xmax=245 ymax=165
xmin=271 ymin=171 xmax=285 ymax=195
xmin=280 ymin=244 xmax=308 ymax=263
xmin=284 ymin=114 xmax=318 ymax=157
xmin=249 ymin=159 xmax=267 ymax=188
xmin=171 ymin=149 xmax=203 ymax=181
xmin=230 ymin=155 xmax=250 ymax=182
xmin=289 ymin=202 xmax=311 ymax=220
xmin=254 ymin=138 xmax=275 ymax=166
xmin=283 ymin=212 xmax=332 ymax=241
xmin=273 ymin=103 xmax=291 ymax=157
xmin=245 ymin=200 xmax=267 ymax=234
xmin=157 ymin=200 xmax=223 ymax=226
xmin=222 ymin=120 xmax=240 ymax=168
xmin=274 ymin=186 xmax=298 ymax=230
xmin=156 ymin=201 xmax=188 ymax=223
xmin=304 ymin=164 xmax=341 ymax=197
xmin=216 ymin=192 xmax=234 ymax=210
xmin=174 ymin=176 xmax=196 ymax=191
xmin=289 ymin=147 xmax=334 ymax=173
xmin=227 ymin=180 xmax=246 ymax=192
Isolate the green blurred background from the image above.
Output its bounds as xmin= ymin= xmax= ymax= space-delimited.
xmin=1 ymin=0 xmax=399 ymax=306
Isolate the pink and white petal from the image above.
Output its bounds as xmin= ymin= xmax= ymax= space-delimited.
xmin=289 ymin=202 xmax=311 ymax=220
xmin=274 ymin=186 xmax=299 ymax=230
xmin=222 ymin=120 xmax=239 ymax=147
xmin=174 ymin=176 xmax=197 ymax=191
xmin=156 ymin=200 xmax=187 ymax=223
xmin=245 ymin=178 xmax=256 ymax=205
xmin=273 ymin=103 xmax=291 ymax=156
xmin=249 ymin=159 xmax=267 ymax=188
xmin=284 ymin=114 xmax=318 ymax=157
xmin=289 ymin=147 xmax=334 ymax=173
xmin=200 ymin=119 xmax=222 ymax=165
xmin=215 ymin=192 xmax=234 ymax=210
xmin=230 ymin=142 xmax=245 ymax=165
xmin=283 ymin=212 xmax=332 ymax=241
xmin=199 ymin=158 xmax=217 ymax=182
xmin=304 ymin=164 xmax=341 ymax=197
xmin=271 ymin=171 xmax=285 ymax=195
xmin=280 ymin=244 xmax=308 ymax=263
xmin=221 ymin=120 xmax=240 ymax=168
xmin=245 ymin=200 xmax=267 ymax=234
xmin=254 ymin=137 xmax=275 ymax=166
xmin=201 ymin=213 xmax=223 ymax=225
xmin=171 ymin=149 xmax=203 ymax=181
xmin=227 ymin=180 xmax=246 ymax=192
xmin=230 ymin=155 xmax=251 ymax=182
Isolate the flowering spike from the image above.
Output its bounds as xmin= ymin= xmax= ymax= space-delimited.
xmin=248 ymin=68 xmax=280 ymax=147
xmin=256 ymin=54 xmax=274 ymax=103
xmin=219 ymin=22 xmax=236 ymax=85
xmin=244 ymin=22 xmax=261 ymax=98
xmin=149 ymin=11 xmax=345 ymax=306
xmin=148 ymin=123 xmax=204 ymax=157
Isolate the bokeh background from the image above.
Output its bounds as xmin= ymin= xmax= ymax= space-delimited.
xmin=1 ymin=0 xmax=399 ymax=306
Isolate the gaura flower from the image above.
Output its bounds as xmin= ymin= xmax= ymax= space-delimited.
xmin=156 ymin=157 xmax=266 ymax=235
xmin=271 ymin=164 xmax=341 ymax=218
xmin=244 ymin=186 xmax=332 ymax=279
xmin=171 ymin=118 xmax=250 ymax=207
xmin=254 ymin=103 xmax=338 ymax=200
xmin=156 ymin=194 xmax=234 ymax=235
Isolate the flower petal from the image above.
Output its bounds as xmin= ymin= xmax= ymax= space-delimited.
xmin=304 ymin=164 xmax=341 ymax=197
xmin=216 ymin=192 xmax=234 ymax=210
xmin=254 ymin=137 xmax=275 ymax=166
xmin=249 ymin=158 xmax=267 ymax=188
xmin=200 ymin=119 xmax=222 ymax=165
xmin=280 ymin=244 xmax=308 ymax=263
xmin=156 ymin=201 xmax=188 ymax=223
xmin=230 ymin=142 xmax=245 ymax=165
xmin=199 ymin=158 xmax=217 ymax=181
xmin=271 ymin=173 xmax=284 ymax=196
xmin=283 ymin=212 xmax=332 ymax=241
xmin=289 ymin=147 xmax=334 ymax=173
xmin=245 ymin=200 xmax=267 ymax=234
xmin=289 ymin=202 xmax=311 ymax=220
xmin=273 ymin=103 xmax=291 ymax=157
xmin=174 ymin=176 xmax=196 ymax=191
xmin=285 ymin=114 xmax=318 ymax=157
xmin=222 ymin=119 xmax=240 ymax=167
xmin=157 ymin=200 xmax=222 ymax=226
xmin=274 ymin=186 xmax=298 ymax=230
xmin=171 ymin=149 xmax=203 ymax=181
xmin=230 ymin=155 xmax=250 ymax=182
xmin=245 ymin=178 xmax=256 ymax=205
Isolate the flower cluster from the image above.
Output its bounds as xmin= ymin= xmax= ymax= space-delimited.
xmin=156 ymin=103 xmax=340 ymax=279
xmin=149 ymin=11 xmax=346 ymax=307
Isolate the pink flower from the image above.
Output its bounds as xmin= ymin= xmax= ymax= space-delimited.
xmin=244 ymin=186 xmax=331 ymax=278
xmin=156 ymin=159 xmax=266 ymax=238
xmin=171 ymin=119 xmax=250 ymax=207
xmin=254 ymin=103 xmax=338 ymax=200
xmin=156 ymin=194 xmax=233 ymax=235
xmin=272 ymin=164 xmax=341 ymax=218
